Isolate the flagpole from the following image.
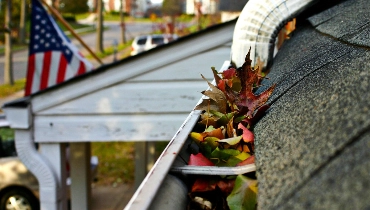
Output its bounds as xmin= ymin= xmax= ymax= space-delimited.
xmin=39 ymin=0 xmax=104 ymax=65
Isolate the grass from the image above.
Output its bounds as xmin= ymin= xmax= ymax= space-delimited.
xmin=91 ymin=141 xmax=168 ymax=186
xmin=0 ymin=78 xmax=26 ymax=98
xmin=0 ymin=127 xmax=14 ymax=141
xmin=91 ymin=142 xmax=135 ymax=186
xmin=88 ymin=40 xmax=133 ymax=60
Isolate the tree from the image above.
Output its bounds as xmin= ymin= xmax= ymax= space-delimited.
xmin=96 ymin=0 xmax=104 ymax=53
xmin=162 ymin=0 xmax=182 ymax=16
xmin=4 ymin=0 xmax=14 ymax=85
xmin=0 ymin=0 xmax=30 ymax=44
xmin=60 ymin=0 xmax=89 ymax=15
xmin=162 ymin=0 xmax=183 ymax=34
xmin=19 ymin=0 xmax=26 ymax=44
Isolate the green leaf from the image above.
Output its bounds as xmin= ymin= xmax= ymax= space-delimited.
xmin=223 ymin=155 xmax=243 ymax=167
xmin=234 ymin=115 xmax=246 ymax=124
xmin=227 ymin=175 xmax=258 ymax=210
xmin=216 ymin=112 xmax=236 ymax=126
xmin=234 ymin=152 xmax=251 ymax=161
xmin=209 ymin=110 xmax=225 ymax=119
xmin=210 ymin=148 xmax=241 ymax=166
xmin=201 ymin=143 xmax=213 ymax=158
xmin=231 ymin=77 xmax=242 ymax=92
xmin=218 ymin=136 xmax=242 ymax=145
xmin=204 ymin=137 xmax=220 ymax=150
xmin=204 ymin=125 xmax=216 ymax=132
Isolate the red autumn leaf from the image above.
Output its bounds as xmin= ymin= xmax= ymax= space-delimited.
xmin=238 ymin=123 xmax=254 ymax=143
xmin=222 ymin=68 xmax=237 ymax=79
xmin=236 ymin=155 xmax=255 ymax=166
xmin=220 ymin=49 xmax=275 ymax=118
xmin=188 ymin=153 xmax=215 ymax=166
xmin=217 ymin=179 xmax=236 ymax=195
xmin=237 ymin=49 xmax=275 ymax=117
xmin=191 ymin=178 xmax=236 ymax=194
xmin=217 ymin=79 xmax=227 ymax=92
xmin=244 ymin=84 xmax=275 ymax=117
xmin=191 ymin=178 xmax=217 ymax=192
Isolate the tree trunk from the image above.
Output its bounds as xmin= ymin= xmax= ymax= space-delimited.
xmin=120 ymin=0 xmax=126 ymax=44
xmin=19 ymin=0 xmax=26 ymax=44
xmin=96 ymin=0 xmax=104 ymax=53
xmin=4 ymin=0 xmax=14 ymax=85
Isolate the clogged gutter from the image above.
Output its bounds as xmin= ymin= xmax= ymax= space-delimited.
xmin=187 ymin=48 xmax=276 ymax=210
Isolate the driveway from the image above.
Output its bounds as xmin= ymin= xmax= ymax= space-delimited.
xmin=91 ymin=184 xmax=135 ymax=210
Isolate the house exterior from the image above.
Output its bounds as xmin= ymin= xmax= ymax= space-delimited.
xmin=185 ymin=0 xmax=249 ymax=22
xmin=3 ymin=19 xmax=236 ymax=210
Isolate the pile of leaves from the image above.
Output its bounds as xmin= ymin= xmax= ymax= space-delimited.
xmin=187 ymin=49 xmax=275 ymax=210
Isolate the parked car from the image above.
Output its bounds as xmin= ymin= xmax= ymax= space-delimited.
xmin=130 ymin=34 xmax=178 ymax=56
xmin=0 ymin=124 xmax=98 ymax=210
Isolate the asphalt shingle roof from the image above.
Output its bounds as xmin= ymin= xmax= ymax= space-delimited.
xmin=253 ymin=0 xmax=370 ymax=209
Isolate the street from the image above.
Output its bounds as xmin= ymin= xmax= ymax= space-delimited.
xmin=0 ymin=21 xmax=155 ymax=85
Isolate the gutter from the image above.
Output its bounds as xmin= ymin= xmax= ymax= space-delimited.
xmin=125 ymin=1 xmax=319 ymax=209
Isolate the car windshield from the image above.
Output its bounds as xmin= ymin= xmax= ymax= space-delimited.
xmin=137 ymin=37 xmax=147 ymax=45
xmin=152 ymin=37 xmax=164 ymax=45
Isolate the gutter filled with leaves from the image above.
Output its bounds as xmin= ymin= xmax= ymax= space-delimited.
xmin=169 ymin=49 xmax=276 ymax=210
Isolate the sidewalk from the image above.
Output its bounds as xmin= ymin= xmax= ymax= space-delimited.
xmin=91 ymin=184 xmax=135 ymax=210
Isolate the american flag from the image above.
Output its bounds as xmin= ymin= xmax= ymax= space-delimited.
xmin=25 ymin=0 xmax=94 ymax=96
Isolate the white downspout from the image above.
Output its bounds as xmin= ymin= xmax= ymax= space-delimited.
xmin=231 ymin=0 xmax=318 ymax=69
xmin=4 ymin=106 xmax=60 ymax=210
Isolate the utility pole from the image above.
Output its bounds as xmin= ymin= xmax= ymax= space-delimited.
xmin=96 ymin=0 xmax=104 ymax=53
xmin=19 ymin=0 xmax=26 ymax=44
xmin=120 ymin=0 xmax=126 ymax=44
xmin=4 ymin=0 xmax=14 ymax=85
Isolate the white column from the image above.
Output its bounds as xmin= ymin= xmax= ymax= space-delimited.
xmin=70 ymin=143 xmax=92 ymax=210
xmin=134 ymin=142 xmax=156 ymax=189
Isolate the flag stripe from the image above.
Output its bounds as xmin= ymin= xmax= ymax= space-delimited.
xmin=57 ymin=55 xmax=68 ymax=84
xmin=78 ymin=61 xmax=86 ymax=75
xmin=40 ymin=51 xmax=52 ymax=90
xmin=48 ymin=52 xmax=61 ymax=87
xmin=25 ymin=54 xmax=36 ymax=96
xmin=32 ymin=53 xmax=43 ymax=94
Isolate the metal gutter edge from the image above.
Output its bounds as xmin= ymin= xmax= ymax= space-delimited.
xmin=124 ymin=110 xmax=202 ymax=210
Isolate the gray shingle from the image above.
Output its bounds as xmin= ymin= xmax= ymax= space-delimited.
xmin=253 ymin=1 xmax=370 ymax=209
xmin=308 ymin=0 xmax=370 ymax=48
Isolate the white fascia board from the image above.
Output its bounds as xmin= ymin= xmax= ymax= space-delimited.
xmin=37 ymin=80 xmax=207 ymax=115
xmin=33 ymin=113 xmax=190 ymax=142
xmin=3 ymin=106 xmax=32 ymax=129
xmin=30 ymin=22 xmax=235 ymax=113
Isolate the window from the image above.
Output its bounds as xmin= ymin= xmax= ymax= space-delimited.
xmin=152 ymin=37 xmax=164 ymax=45
xmin=137 ymin=37 xmax=147 ymax=45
